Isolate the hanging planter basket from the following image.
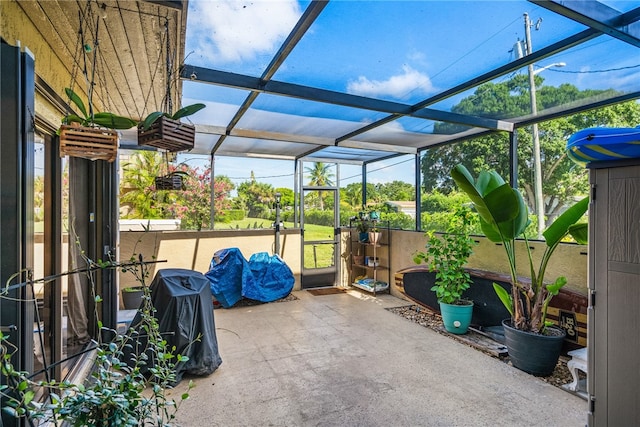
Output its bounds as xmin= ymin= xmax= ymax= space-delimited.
xmin=155 ymin=173 xmax=184 ymax=191
xmin=59 ymin=124 xmax=118 ymax=162
xmin=138 ymin=116 xmax=196 ymax=152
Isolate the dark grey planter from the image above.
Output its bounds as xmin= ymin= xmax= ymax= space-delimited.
xmin=502 ymin=319 xmax=566 ymax=377
xmin=122 ymin=287 xmax=144 ymax=310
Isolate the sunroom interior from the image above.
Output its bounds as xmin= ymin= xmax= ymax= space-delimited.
xmin=1 ymin=0 xmax=640 ymax=424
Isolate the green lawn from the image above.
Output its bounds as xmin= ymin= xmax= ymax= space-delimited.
xmin=221 ymin=218 xmax=335 ymax=268
xmin=38 ymin=218 xmax=336 ymax=268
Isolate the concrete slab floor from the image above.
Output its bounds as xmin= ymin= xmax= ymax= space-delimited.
xmin=171 ymin=290 xmax=587 ymax=426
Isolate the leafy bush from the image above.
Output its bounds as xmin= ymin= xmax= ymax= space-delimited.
xmin=302 ymin=209 xmax=334 ymax=227
xmin=413 ymin=206 xmax=476 ymax=304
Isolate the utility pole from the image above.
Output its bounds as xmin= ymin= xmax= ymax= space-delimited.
xmin=524 ymin=12 xmax=545 ymax=239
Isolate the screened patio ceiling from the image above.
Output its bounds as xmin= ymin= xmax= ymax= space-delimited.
xmin=156 ymin=0 xmax=640 ymax=166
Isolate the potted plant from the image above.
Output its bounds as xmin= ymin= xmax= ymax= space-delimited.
xmin=121 ymin=285 xmax=144 ymax=309
xmin=155 ymin=170 xmax=189 ymax=191
xmin=352 ymin=245 xmax=365 ymax=266
xmin=413 ymin=206 xmax=476 ymax=334
xmin=451 ymin=164 xmax=588 ymax=375
xmin=59 ymin=87 xmax=138 ymax=162
xmin=356 ymin=218 xmax=370 ymax=242
xmin=1 ymin=255 xmax=193 ymax=425
xmin=138 ymin=103 xmax=206 ymax=152
xmin=368 ymin=224 xmax=382 ymax=244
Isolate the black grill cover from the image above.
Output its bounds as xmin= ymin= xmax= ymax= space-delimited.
xmin=130 ymin=268 xmax=222 ymax=383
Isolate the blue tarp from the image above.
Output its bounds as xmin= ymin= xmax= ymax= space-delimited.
xmin=205 ymin=248 xmax=294 ymax=308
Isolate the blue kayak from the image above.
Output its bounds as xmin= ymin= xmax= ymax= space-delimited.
xmin=566 ymin=126 xmax=640 ymax=165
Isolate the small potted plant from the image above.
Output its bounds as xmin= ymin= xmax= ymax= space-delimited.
xmin=59 ymin=87 xmax=137 ymax=162
xmin=413 ymin=206 xmax=476 ymax=334
xmin=356 ymin=218 xmax=370 ymax=242
xmin=121 ymin=286 xmax=144 ymax=310
xmin=367 ymin=210 xmax=383 ymax=243
xmin=352 ymin=245 xmax=365 ymax=266
xmin=368 ymin=223 xmax=382 ymax=244
xmin=138 ymin=103 xmax=206 ymax=152
xmin=451 ymin=164 xmax=588 ymax=375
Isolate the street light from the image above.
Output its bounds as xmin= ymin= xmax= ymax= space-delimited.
xmin=524 ymin=13 xmax=566 ymax=239
xmin=533 ymin=62 xmax=566 ymax=76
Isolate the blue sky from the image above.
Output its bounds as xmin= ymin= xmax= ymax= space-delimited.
xmin=179 ymin=0 xmax=640 ymax=189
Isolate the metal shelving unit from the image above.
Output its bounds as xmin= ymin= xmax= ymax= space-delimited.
xmin=348 ymin=219 xmax=391 ymax=296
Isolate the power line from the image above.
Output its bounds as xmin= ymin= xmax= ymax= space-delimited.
xmin=341 ymin=157 xmax=415 ymax=182
xmin=226 ymin=173 xmax=294 ymax=180
xmin=547 ymin=63 xmax=640 ymax=74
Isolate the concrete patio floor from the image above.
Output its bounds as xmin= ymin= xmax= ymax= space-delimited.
xmin=172 ymin=289 xmax=587 ymax=426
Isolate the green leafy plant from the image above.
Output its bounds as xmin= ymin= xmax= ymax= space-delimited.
xmin=413 ymin=206 xmax=476 ymax=305
xmin=355 ymin=219 xmax=369 ymax=233
xmin=140 ymin=103 xmax=206 ymax=131
xmin=62 ymin=87 xmax=138 ymax=130
xmin=0 ymin=234 xmax=195 ymax=426
xmin=451 ymin=164 xmax=588 ymax=334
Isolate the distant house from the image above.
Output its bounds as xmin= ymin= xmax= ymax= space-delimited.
xmin=385 ymin=201 xmax=416 ymax=219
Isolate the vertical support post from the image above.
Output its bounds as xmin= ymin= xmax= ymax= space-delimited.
xmin=361 ymin=163 xmax=367 ymax=208
xmin=294 ymin=160 xmax=300 ymax=226
xmin=210 ymin=154 xmax=215 ymax=229
xmin=44 ymin=134 xmax=63 ymax=381
xmin=415 ymin=152 xmax=422 ymax=231
xmin=0 ymin=41 xmax=35 ymax=427
xmin=509 ymin=131 xmax=518 ymax=188
xmin=274 ymin=193 xmax=281 ymax=256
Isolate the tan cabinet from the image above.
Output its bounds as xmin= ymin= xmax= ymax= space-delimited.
xmin=589 ymin=162 xmax=640 ymax=426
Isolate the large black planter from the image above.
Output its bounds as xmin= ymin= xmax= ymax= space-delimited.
xmin=502 ymin=319 xmax=566 ymax=376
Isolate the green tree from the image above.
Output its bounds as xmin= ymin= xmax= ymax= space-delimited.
xmin=120 ymin=152 xmax=176 ymax=219
xmin=423 ymin=75 xmax=640 ymax=226
xmin=376 ymin=180 xmax=415 ymax=201
xmin=237 ymin=173 xmax=275 ymax=218
xmin=305 ymin=162 xmax=335 ymax=210
xmin=274 ymin=187 xmax=294 ymax=207
xmin=339 ymin=182 xmax=381 ymax=211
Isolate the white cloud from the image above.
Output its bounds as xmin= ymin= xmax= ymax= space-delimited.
xmin=188 ymin=0 xmax=301 ymax=63
xmin=347 ymin=65 xmax=435 ymax=100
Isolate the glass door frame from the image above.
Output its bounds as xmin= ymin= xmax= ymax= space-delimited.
xmin=296 ymin=160 xmax=341 ymax=289
xmin=300 ymin=186 xmax=339 ymax=288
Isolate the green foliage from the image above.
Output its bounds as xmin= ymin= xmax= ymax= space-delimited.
xmin=236 ymin=178 xmax=275 ymax=218
xmin=354 ymin=219 xmax=369 ymax=233
xmin=302 ymin=209 xmax=335 ymax=227
xmin=424 ymin=77 xmax=640 ymax=228
xmin=304 ymin=163 xmax=335 ymax=210
xmin=140 ymin=103 xmax=206 ymax=131
xmin=62 ymin=88 xmax=137 ymax=130
xmin=120 ymin=152 xmax=178 ymax=219
xmin=275 ymin=187 xmax=294 ymax=207
xmin=376 ymin=180 xmax=415 ymax=201
xmin=383 ymin=211 xmax=414 ymax=230
xmin=218 ymin=209 xmax=245 ymax=222
xmin=413 ymin=206 xmax=476 ymax=304
xmin=1 ymin=236 xmax=194 ymax=425
xmin=451 ymin=164 xmax=588 ymax=333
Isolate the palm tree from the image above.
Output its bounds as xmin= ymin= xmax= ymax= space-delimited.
xmin=120 ymin=152 xmax=174 ymax=218
xmin=305 ymin=162 xmax=335 ymax=210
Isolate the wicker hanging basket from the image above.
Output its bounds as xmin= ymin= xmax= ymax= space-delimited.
xmin=138 ymin=116 xmax=195 ymax=152
xmin=59 ymin=124 xmax=118 ymax=162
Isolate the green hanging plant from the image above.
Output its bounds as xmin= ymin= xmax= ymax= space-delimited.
xmin=62 ymin=88 xmax=138 ymax=130
xmin=140 ymin=103 xmax=206 ymax=131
